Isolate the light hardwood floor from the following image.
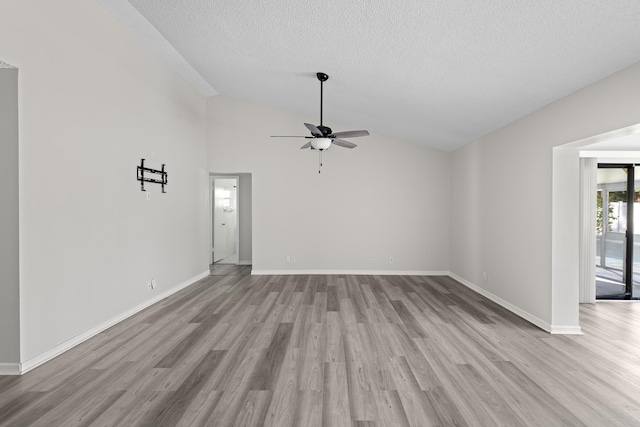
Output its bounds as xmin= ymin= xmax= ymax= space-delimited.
xmin=2 ymin=273 xmax=640 ymax=426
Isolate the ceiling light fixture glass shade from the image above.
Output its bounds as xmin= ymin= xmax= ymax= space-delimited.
xmin=311 ymin=138 xmax=332 ymax=150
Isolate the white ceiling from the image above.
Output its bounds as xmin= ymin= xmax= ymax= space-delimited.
xmin=100 ymin=0 xmax=640 ymax=152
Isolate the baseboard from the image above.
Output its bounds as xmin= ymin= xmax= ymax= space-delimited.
xmin=0 ymin=363 xmax=21 ymax=375
xmin=19 ymin=270 xmax=210 ymax=375
xmin=449 ymin=272 xmax=554 ymax=333
xmin=550 ymin=325 xmax=583 ymax=335
xmin=251 ymin=270 xmax=579 ymax=335
xmin=11 ymin=267 xmax=583 ymax=376
xmin=251 ymin=270 xmax=450 ymax=276
xmin=239 ymin=260 xmax=252 ymax=265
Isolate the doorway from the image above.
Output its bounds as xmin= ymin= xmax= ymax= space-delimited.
xmin=212 ymin=177 xmax=239 ymax=264
xmin=596 ymin=164 xmax=640 ymax=299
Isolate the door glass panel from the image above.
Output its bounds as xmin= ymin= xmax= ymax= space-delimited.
xmin=596 ymin=167 xmax=628 ymax=298
xmin=634 ymin=166 xmax=640 ymax=298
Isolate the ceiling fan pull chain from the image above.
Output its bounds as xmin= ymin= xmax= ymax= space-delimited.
xmin=319 ymin=151 xmax=322 ymax=174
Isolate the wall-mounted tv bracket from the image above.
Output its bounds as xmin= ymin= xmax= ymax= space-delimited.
xmin=137 ymin=158 xmax=167 ymax=193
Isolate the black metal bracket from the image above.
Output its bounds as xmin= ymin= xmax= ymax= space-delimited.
xmin=137 ymin=159 xmax=167 ymax=193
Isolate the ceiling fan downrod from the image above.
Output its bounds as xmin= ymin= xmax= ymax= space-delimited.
xmin=317 ymin=72 xmax=328 ymax=127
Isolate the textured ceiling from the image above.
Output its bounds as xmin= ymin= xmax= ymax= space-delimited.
xmin=110 ymin=0 xmax=640 ymax=151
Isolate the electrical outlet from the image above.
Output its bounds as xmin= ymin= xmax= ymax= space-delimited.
xmin=146 ymin=280 xmax=152 ymax=290
xmin=389 ymin=257 xmax=394 ymax=264
xmin=482 ymin=272 xmax=488 ymax=282
xmin=146 ymin=191 xmax=151 ymax=201
xmin=151 ymin=278 xmax=157 ymax=289
xmin=286 ymin=255 xmax=290 ymax=262
xmin=291 ymin=256 xmax=296 ymax=263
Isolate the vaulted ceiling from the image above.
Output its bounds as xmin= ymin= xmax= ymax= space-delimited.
xmin=99 ymin=0 xmax=640 ymax=151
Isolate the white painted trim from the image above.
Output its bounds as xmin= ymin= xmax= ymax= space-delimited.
xmin=18 ymin=270 xmax=210 ymax=375
xmin=251 ymin=270 xmax=584 ymax=334
xmin=251 ymin=270 xmax=449 ymax=276
xmin=570 ymin=122 xmax=640 ymax=149
xmin=239 ymin=260 xmax=252 ymax=265
xmin=551 ymin=146 xmax=581 ymax=331
xmin=580 ymin=151 xmax=640 ymax=158
xmin=13 ymin=266 xmax=587 ymax=376
xmin=253 ymin=270 xmax=581 ymax=334
xmin=0 ymin=363 xmax=21 ymax=375
xmin=449 ymin=273 xmax=554 ymax=333
xmin=550 ymin=325 xmax=583 ymax=335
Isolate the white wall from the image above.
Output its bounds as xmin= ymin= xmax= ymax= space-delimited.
xmin=450 ymin=61 xmax=640 ymax=330
xmin=0 ymin=0 xmax=209 ymax=363
xmin=0 ymin=66 xmax=20 ymax=365
xmin=207 ymin=96 xmax=451 ymax=273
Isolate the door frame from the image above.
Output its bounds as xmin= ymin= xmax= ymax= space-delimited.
xmin=596 ymin=163 xmax=635 ymax=299
xmin=210 ymin=175 xmax=240 ymax=265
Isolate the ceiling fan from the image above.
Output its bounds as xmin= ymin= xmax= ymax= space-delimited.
xmin=271 ymin=72 xmax=369 ymax=171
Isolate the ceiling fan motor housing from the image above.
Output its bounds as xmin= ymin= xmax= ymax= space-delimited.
xmin=317 ymin=125 xmax=332 ymax=136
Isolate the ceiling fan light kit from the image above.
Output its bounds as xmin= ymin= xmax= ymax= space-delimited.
xmin=311 ymin=137 xmax=332 ymax=150
xmin=271 ymin=72 xmax=370 ymax=173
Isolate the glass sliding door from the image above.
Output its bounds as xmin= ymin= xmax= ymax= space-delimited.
xmin=633 ymin=165 xmax=640 ymax=297
xmin=596 ymin=164 xmax=639 ymax=299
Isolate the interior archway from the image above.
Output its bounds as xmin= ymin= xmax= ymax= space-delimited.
xmin=551 ymin=122 xmax=640 ymax=334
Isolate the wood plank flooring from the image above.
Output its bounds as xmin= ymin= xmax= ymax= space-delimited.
xmin=209 ymin=264 xmax=252 ymax=276
xmin=2 ymin=273 xmax=640 ymax=426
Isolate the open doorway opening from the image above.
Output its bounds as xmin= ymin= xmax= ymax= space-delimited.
xmin=209 ymin=173 xmax=252 ymax=273
xmin=575 ymin=124 xmax=640 ymax=306
xmin=548 ymin=123 xmax=640 ymax=331
xmin=211 ymin=176 xmax=239 ymax=264
xmin=596 ymin=164 xmax=640 ymax=299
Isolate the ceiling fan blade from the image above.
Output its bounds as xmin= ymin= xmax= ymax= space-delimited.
xmin=331 ymin=138 xmax=357 ymax=149
xmin=300 ymin=142 xmax=312 ymax=149
xmin=304 ymin=123 xmax=324 ymax=137
xmin=331 ymin=130 xmax=369 ymax=138
xmin=271 ymin=135 xmax=313 ymax=138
